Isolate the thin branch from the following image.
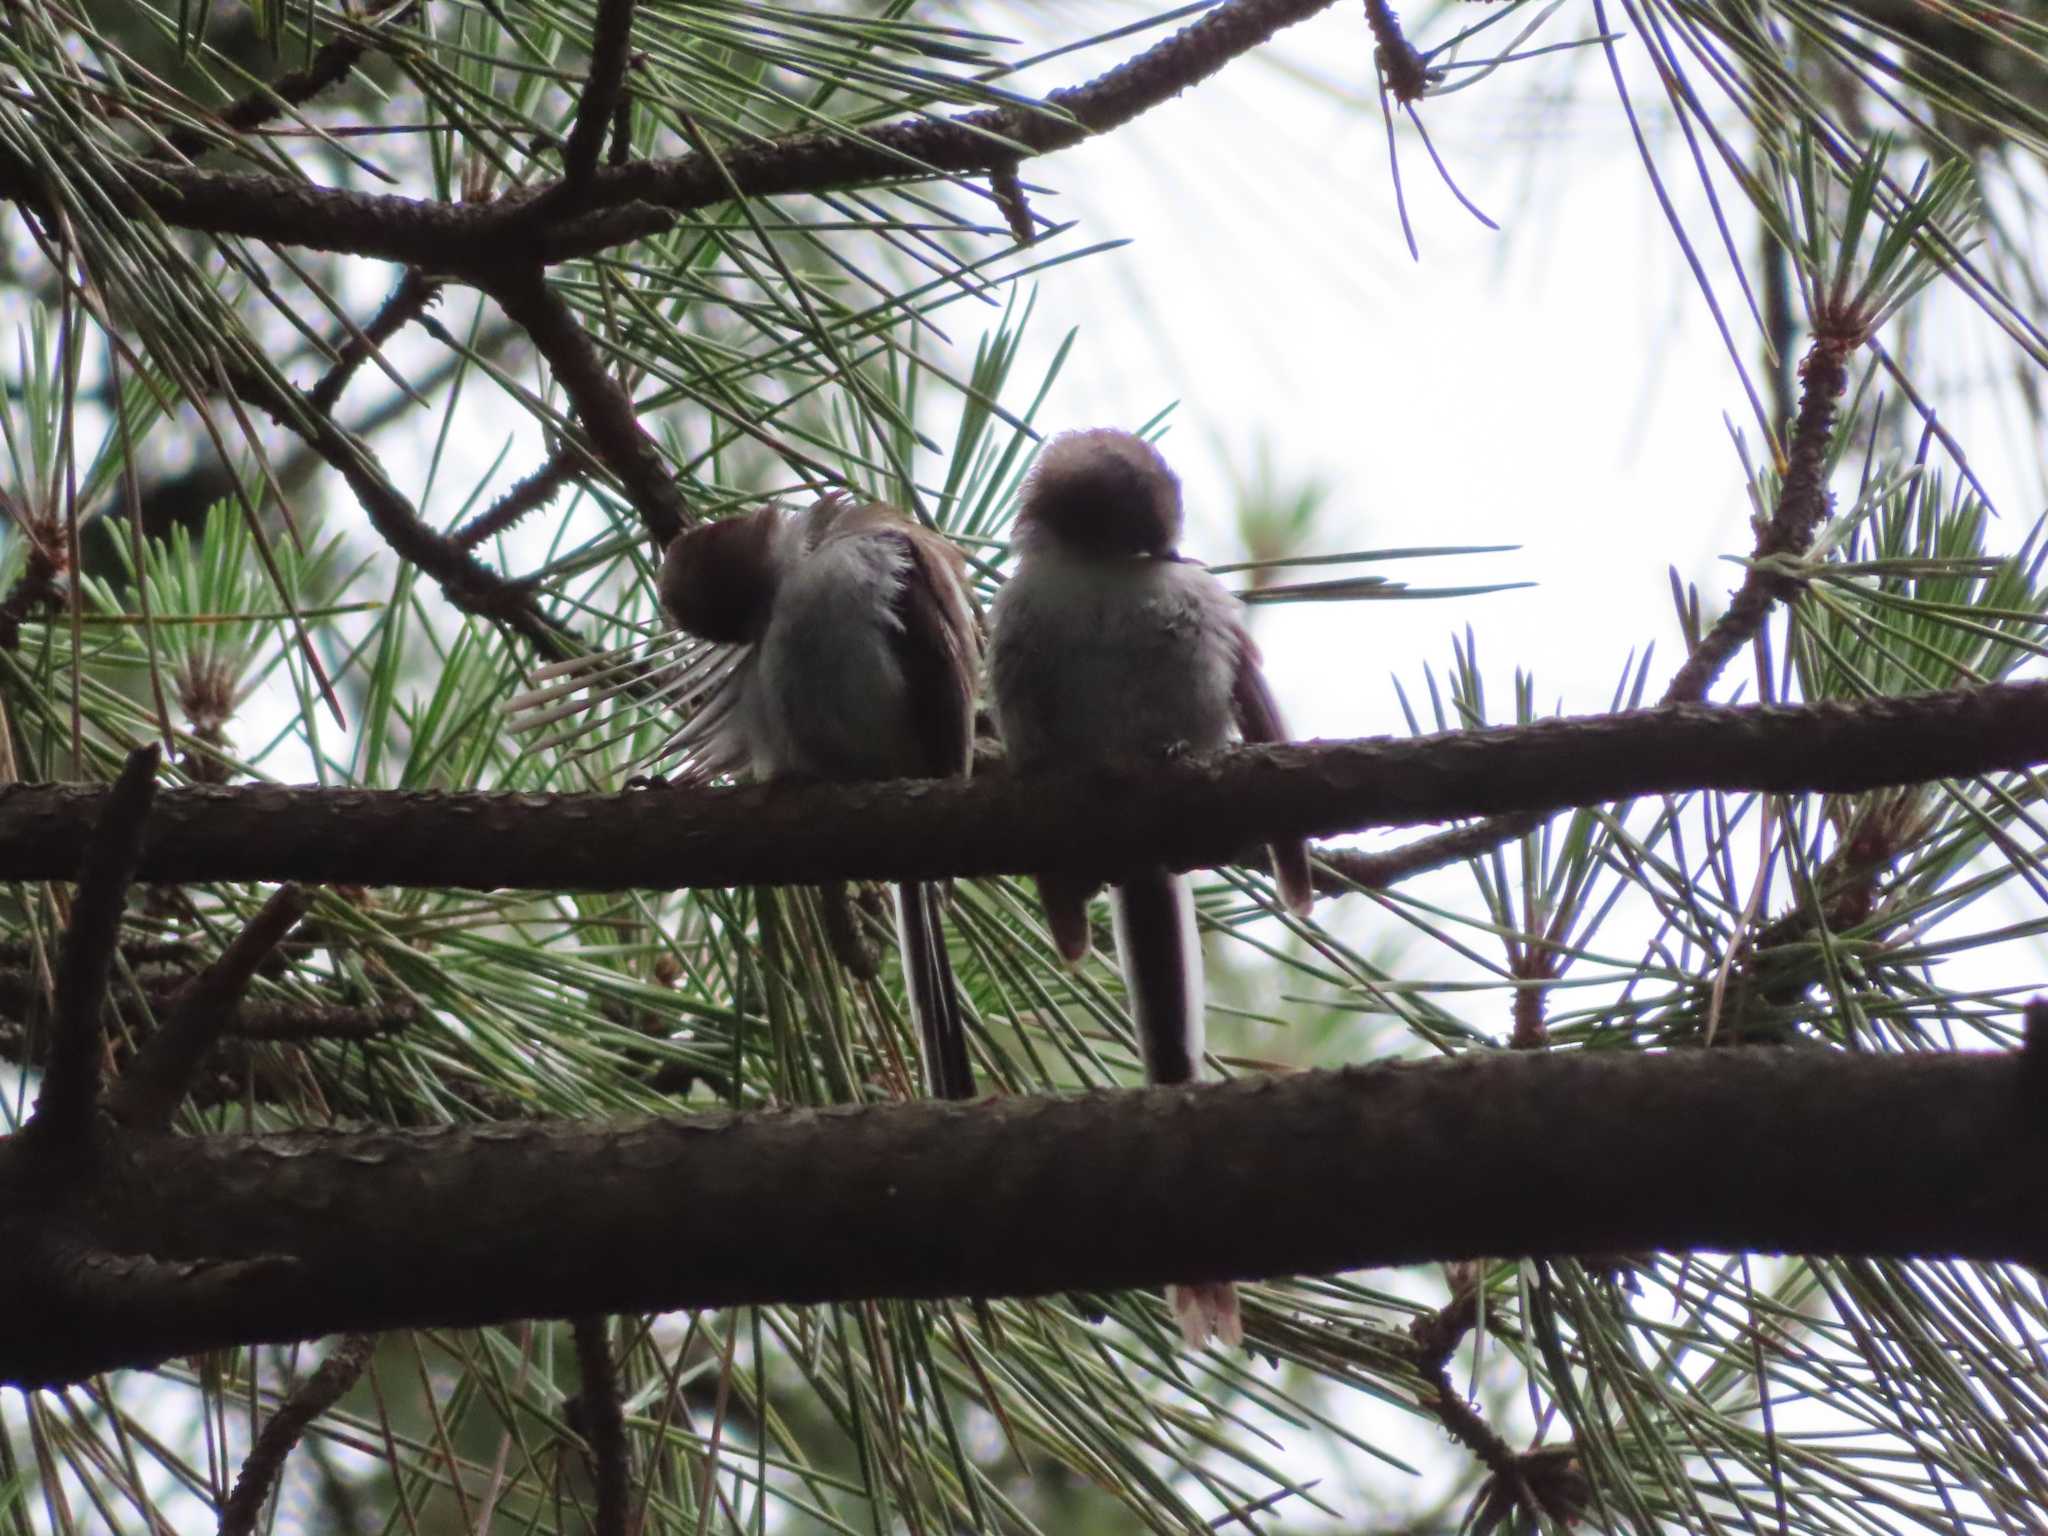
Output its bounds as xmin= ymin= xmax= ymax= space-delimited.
xmin=484 ymin=268 xmax=689 ymax=544
xmin=4 ymin=1045 xmax=2045 ymax=1389
xmin=160 ymin=26 xmax=381 ymax=165
xmin=452 ymin=443 xmax=587 ymax=550
xmin=1663 ymin=338 xmax=1851 ymax=704
xmin=570 ymin=1317 xmax=629 ymax=1536
xmin=0 ymin=970 xmax=416 ymax=1044
xmin=988 ymin=161 xmax=1035 ymax=245
xmin=217 ymin=1333 xmax=375 ymax=1536
xmin=0 ymin=682 xmax=2037 ymax=892
xmin=0 ymin=0 xmax=1342 ymax=272
xmin=227 ymin=364 xmax=576 ymax=657
xmin=543 ymin=0 xmax=638 ymax=211
xmin=1352 ymin=336 xmax=1853 ymax=883
xmin=110 ymin=885 xmax=311 ymax=1133
xmin=28 ymin=746 xmax=159 ymax=1143
xmin=307 ymin=269 xmax=442 ymax=416
xmin=1315 ymin=811 xmax=1545 ymax=892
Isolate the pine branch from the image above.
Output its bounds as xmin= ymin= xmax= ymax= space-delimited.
xmin=0 ymin=0 xmax=1342 ymax=272
xmin=3 ymin=1045 xmax=2044 ymax=1389
xmin=0 ymin=683 xmax=2037 ymax=891
xmin=109 ymin=885 xmax=310 ymax=1133
xmin=217 ymin=1333 xmax=375 ymax=1536
xmin=29 ymin=747 xmax=160 ymax=1144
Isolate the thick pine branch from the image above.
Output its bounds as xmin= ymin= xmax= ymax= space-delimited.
xmin=2 ymin=1046 xmax=2043 ymax=1389
xmin=0 ymin=0 xmax=1340 ymax=272
xmin=0 ymin=683 xmax=2037 ymax=890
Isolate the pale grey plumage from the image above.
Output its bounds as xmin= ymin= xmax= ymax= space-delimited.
xmin=989 ymin=428 xmax=1314 ymax=1348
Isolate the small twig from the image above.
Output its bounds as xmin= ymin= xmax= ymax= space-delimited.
xmin=486 ymin=267 xmax=690 ymax=544
xmin=452 ymin=444 xmax=587 ymax=550
xmin=228 ymin=364 xmax=578 ymax=659
xmin=225 ymin=997 xmax=419 ymax=1042
xmin=0 ymin=968 xmax=416 ymax=1043
xmin=1314 ymin=811 xmax=1544 ymax=893
xmin=988 ymin=161 xmax=1035 ymax=245
xmin=1664 ymin=338 xmax=1851 ymax=705
xmin=159 ymin=27 xmax=380 ymax=164
xmin=606 ymin=57 xmax=645 ymax=168
xmin=111 ymin=884 xmax=312 ymax=1133
xmin=545 ymin=0 xmax=639 ymax=212
xmin=308 ymin=269 xmax=443 ymax=416
xmin=217 ymin=1333 xmax=375 ymax=1536
xmin=571 ymin=1316 xmax=630 ymax=1536
xmin=30 ymin=745 xmax=160 ymax=1143
xmin=1509 ymin=949 xmax=1553 ymax=1050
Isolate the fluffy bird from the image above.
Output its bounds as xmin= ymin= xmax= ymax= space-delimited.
xmin=513 ymin=494 xmax=981 ymax=1100
xmin=988 ymin=429 xmax=1314 ymax=1347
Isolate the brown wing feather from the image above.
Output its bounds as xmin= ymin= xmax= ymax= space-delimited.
xmin=882 ymin=527 xmax=980 ymax=780
xmin=1230 ymin=628 xmax=1314 ymax=916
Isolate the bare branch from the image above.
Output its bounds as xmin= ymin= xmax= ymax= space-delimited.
xmin=486 ymin=268 xmax=689 ymax=544
xmin=3 ymin=1045 xmax=2044 ymax=1389
xmin=29 ymin=746 xmax=160 ymax=1142
xmin=110 ymin=885 xmax=311 ymax=1133
xmin=1664 ymin=339 xmax=1852 ymax=704
xmin=227 ymin=364 xmax=576 ymax=657
xmin=217 ymin=1333 xmax=375 ymax=1536
xmin=544 ymin=0 xmax=638 ymax=209
xmin=571 ymin=1317 xmax=630 ymax=1536
xmin=453 ymin=444 xmax=586 ymax=550
xmin=307 ymin=269 xmax=442 ymax=416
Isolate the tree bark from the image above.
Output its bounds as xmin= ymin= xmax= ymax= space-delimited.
xmin=4 ymin=1046 xmax=2045 ymax=1389
xmin=0 ymin=682 xmax=2040 ymax=890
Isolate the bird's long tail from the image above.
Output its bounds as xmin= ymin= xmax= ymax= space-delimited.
xmin=1110 ymin=867 xmax=1241 ymax=1349
xmin=895 ymin=881 xmax=975 ymax=1100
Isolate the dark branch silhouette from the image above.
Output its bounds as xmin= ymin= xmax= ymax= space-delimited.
xmin=0 ymin=0 xmax=1342 ymax=273
xmin=109 ymin=885 xmax=310 ymax=1132
xmin=31 ymin=747 xmax=160 ymax=1142
xmin=3 ymin=1045 xmax=2043 ymax=1390
xmin=0 ymin=682 xmax=2036 ymax=891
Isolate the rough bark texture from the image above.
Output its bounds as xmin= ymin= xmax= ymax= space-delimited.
xmin=0 ymin=682 xmax=2038 ymax=891
xmin=3 ymin=1047 xmax=2044 ymax=1389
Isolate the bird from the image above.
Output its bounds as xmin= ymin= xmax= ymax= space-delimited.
xmin=508 ymin=493 xmax=981 ymax=1101
xmin=987 ymin=428 xmax=1314 ymax=1347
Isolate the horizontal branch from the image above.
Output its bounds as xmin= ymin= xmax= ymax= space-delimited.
xmin=0 ymin=683 xmax=2039 ymax=891
xmin=0 ymin=0 xmax=1338 ymax=273
xmin=3 ymin=1045 xmax=2043 ymax=1388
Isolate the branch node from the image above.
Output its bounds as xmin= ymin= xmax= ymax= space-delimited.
xmin=1363 ymin=0 xmax=1433 ymax=104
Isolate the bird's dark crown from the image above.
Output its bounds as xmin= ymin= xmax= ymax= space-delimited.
xmin=1017 ymin=429 xmax=1183 ymax=559
xmin=657 ymin=506 xmax=780 ymax=644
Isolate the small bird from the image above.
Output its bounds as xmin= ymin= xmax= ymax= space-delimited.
xmin=511 ymin=493 xmax=981 ymax=1101
xmin=988 ymin=428 xmax=1314 ymax=1348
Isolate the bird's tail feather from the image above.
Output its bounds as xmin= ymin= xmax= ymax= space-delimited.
xmin=895 ymin=881 xmax=975 ymax=1100
xmin=1168 ymin=1282 xmax=1243 ymax=1349
xmin=1113 ymin=869 xmax=1239 ymax=1348
xmin=1109 ymin=867 xmax=1203 ymax=1084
